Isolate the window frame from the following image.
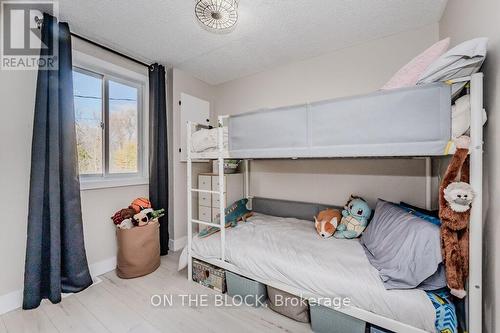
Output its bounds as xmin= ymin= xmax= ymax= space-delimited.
xmin=73 ymin=50 xmax=149 ymax=190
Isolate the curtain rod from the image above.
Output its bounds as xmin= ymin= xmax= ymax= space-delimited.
xmin=35 ymin=16 xmax=152 ymax=68
xmin=71 ymin=33 xmax=152 ymax=68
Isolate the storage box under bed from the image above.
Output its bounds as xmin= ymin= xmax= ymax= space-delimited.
xmin=225 ymin=271 xmax=268 ymax=307
xmin=192 ymin=259 xmax=226 ymax=293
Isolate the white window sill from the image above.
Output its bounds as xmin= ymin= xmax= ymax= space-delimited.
xmin=80 ymin=177 xmax=149 ymax=191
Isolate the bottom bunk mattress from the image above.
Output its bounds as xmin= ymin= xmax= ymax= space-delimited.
xmin=179 ymin=213 xmax=436 ymax=332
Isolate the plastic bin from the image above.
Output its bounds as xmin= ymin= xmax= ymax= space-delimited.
xmin=310 ymin=302 xmax=366 ymax=333
xmin=225 ymin=271 xmax=267 ymax=307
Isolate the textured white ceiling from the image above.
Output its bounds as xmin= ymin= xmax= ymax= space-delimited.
xmin=58 ymin=0 xmax=448 ymax=85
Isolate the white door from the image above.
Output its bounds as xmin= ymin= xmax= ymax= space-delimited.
xmin=180 ymin=93 xmax=210 ymax=161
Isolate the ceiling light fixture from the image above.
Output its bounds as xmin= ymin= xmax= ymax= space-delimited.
xmin=195 ymin=0 xmax=239 ymax=33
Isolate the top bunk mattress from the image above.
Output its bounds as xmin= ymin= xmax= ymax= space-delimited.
xmin=182 ymin=212 xmax=436 ymax=332
xmin=228 ymin=83 xmax=451 ymax=158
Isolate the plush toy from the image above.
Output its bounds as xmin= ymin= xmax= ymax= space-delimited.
xmin=439 ymin=136 xmax=474 ymax=299
xmin=334 ymin=195 xmax=372 ymax=239
xmin=129 ymin=197 xmax=152 ymax=213
xmin=147 ymin=208 xmax=165 ymax=220
xmin=117 ymin=218 xmax=134 ymax=230
xmin=199 ymin=198 xmax=253 ymax=238
xmin=314 ymin=208 xmax=342 ymax=238
xmin=132 ymin=208 xmax=155 ymax=227
xmin=111 ymin=208 xmax=136 ymax=225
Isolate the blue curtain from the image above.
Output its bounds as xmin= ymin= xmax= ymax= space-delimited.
xmin=23 ymin=13 xmax=92 ymax=310
xmin=149 ymin=64 xmax=169 ymax=255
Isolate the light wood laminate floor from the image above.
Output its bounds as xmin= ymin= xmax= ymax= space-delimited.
xmin=0 ymin=252 xmax=311 ymax=333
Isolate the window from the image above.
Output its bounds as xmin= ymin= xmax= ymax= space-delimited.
xmin=73 ymin=69 xmax=103 ymax=175
xmin=73 ymin=63 xmax=147 ymax=189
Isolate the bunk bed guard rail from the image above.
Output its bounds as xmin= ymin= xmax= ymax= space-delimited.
xmin=228 ymin=83 xmax=451 ymax=158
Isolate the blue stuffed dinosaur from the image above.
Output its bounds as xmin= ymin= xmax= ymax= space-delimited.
xmin=334 ymin=195 xmax=372 ymax=239
xmin=199 ymin=198 xmax=253 ymax=238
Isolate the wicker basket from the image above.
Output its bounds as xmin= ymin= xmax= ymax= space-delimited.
xmin=116 ymin=220 xmax=160 ymax=279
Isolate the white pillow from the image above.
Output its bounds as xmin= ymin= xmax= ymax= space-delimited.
xmin=417 ymin=37 xmax=488 ymax=96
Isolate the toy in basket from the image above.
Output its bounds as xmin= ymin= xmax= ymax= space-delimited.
xmin=110 ymin=198 xmax=165 ymax=279
xmin=192 ymin=259 xmax=226 ymax=292
xmin=111 ymin=197 xmax=165 ymax=230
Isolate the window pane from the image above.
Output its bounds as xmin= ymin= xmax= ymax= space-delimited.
xmin=73 ymin=70 xmax=103 ymax=175
xmin=108 ymin=80 xmax=138 ymax=174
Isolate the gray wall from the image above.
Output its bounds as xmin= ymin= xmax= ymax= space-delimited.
xmin=439 ymin=1 xmax=500 ymax=332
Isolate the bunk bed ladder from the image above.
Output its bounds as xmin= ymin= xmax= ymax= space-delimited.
xmin=217 ymin=116 xmax=226 ymax=263
xmin=186 ymin=119 xmax=227 ymax=282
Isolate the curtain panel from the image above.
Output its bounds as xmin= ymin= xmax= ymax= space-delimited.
xmin=149 ymin=64 xmax=169 ymax=255
xmin=23 ymin=13 xmax=92 ymax=310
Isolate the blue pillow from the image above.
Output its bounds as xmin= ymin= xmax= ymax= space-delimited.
xmin=398 ymin=202 xmax=441 ymax=226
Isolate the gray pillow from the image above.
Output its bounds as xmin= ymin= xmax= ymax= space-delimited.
xmin=417 ymin=37 xmax=488 ymax=97
xmin=360 ymin=199 xmax=445 ymax=290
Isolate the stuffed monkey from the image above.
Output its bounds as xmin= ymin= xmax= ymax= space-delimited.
xmin=439 ymin=136 xmax=474 ymax=298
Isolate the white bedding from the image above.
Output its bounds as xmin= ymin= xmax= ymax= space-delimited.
xmin=179 ymin=213 xmax=435 ymax=332
xmin=191 ymin=127 xmax=228 ymax=153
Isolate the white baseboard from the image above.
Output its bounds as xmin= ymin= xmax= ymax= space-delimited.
xmin=0 ymin=256 xmax=116 ymax=315
xmin=169 ymin=236 xmax=187 ymax=252
xmin=0 ymin=289 xmax=23 ymax=315
xmin=88 ymin=256 xmax=117 ymax=278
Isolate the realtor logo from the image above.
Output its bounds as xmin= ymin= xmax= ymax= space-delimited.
xmin=1 ymin=1 xmax=58 ymax=70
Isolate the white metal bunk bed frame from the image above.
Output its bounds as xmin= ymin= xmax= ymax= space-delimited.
xmin=186 ymin=73 xmax=484 ymax=333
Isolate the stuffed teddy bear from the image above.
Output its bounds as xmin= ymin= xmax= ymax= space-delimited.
xmin=439 ymin=135 xmax=474 ymax=299
xmin=314 ymin=208 xmax=342 ymax=238
xmin=334 ymin=195 xmax=372 ymax=239
xmin=111 ymin=208 xmax=136 ymax=225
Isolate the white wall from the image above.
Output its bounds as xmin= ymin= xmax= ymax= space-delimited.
xmin=0 ymin=69 xmax=36 ymax=299
xmin=439 ymin=2 xmax=500 ymax=332
xmin=212 ymin=24 xmax=439 ymax=208
xmin=171 ymin=68 xmax=215 ymax=244
xmin=0 ymin=38 xmax=149 ymax=308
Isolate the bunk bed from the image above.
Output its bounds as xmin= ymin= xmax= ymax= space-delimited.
xmin=184 ymin=73 xmax=484 ymax=333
